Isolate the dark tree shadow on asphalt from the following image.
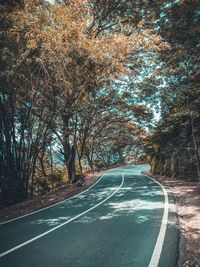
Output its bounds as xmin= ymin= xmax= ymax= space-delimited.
xmin=30 ymin=175 xmax=166 ymax=227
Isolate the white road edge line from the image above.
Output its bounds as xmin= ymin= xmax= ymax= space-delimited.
xmin=0 ymin=174 xmax=125 ymax=258
xmin=144 ymin=174 xmax=169 ymax=267
xmin=0 ymin=171 xmax=112 ymax=226
xmin=1 ymin=167 xmax=123 ymax=226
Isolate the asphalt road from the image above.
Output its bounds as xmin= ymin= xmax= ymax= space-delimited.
xmin=0 ymin=165 xmax=179 ymax=267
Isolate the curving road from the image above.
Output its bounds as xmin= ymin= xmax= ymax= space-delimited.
xmin=0 ymin=165 xmax=179 ymax=267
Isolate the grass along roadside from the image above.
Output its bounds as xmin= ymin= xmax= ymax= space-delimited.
xmin=144 ymin=171 xmax=200 ymax=267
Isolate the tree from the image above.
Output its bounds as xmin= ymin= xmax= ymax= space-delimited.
xmin=0 ymin=0 xmax=178 ymax=205
xmin=0 ymin=0 xmax=56 ymax=204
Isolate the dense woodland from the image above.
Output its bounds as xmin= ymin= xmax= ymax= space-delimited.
xmin=0 ymin=0 xmax=199 ymax=206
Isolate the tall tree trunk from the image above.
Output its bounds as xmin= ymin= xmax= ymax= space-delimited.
xmin=62 ymin=115 xmax=76 ymax=182
xmin=63 ymin=140 xmax=77 ymax=182
xmin=50 ymin=143 xmax=54 ymax=176
xmin=67 ymin=145 xmax=76 ymax=183
xmin=75 ymin=140 xmax=83 ymax=175
xmin=77 ymin=154 xmax=83 ymax=175
xmin=191 ymin=117 xmax=200 ymax=181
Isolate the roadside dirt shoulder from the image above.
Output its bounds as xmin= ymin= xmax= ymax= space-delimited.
xmin=0 ymin=170 xmax=106 ymax=224
xmin=145 ymin=172 xmax=200 ymax=267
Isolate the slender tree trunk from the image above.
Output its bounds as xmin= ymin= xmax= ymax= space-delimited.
xmin=62 ymin=115 xmax=76 ymax=182
xmin=134 ymin=148 xmax=139 ymax=164
xmin=78 ymin=155 xmax=83 ymax=175
xmin=50 ymin=143 xmax=54 ymax=176
xmin=30 ymin=171 xmax=35 ymax=198
xmin=40 ymin=156 xmax=47 ymax=177
xmin=67 ymin=145 xmax=76 ymax=182
xmin=76 ymin=142 xmax=83 ymax=175
xmin=191 ymin=117 xmax=200 ymax=181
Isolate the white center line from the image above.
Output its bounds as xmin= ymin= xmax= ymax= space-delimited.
xmin=0 ymin=174 xmax=125 ymax=258
xmin=0 ymin=170 xmax=117 ymax=226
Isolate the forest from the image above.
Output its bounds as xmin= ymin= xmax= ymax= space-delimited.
xmin=0 ymin=0 xmax=199 ymax=206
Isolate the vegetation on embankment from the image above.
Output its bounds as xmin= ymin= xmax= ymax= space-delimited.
xmin=0 ymin=169 xmax=106 ymax=223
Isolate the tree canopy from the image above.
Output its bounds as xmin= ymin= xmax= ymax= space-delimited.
xmin=0 ymin=0 xmax=199 ymax=205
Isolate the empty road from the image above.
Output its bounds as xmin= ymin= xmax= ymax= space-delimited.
xmin=0 ymin=165 xmax=179 ymax=267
